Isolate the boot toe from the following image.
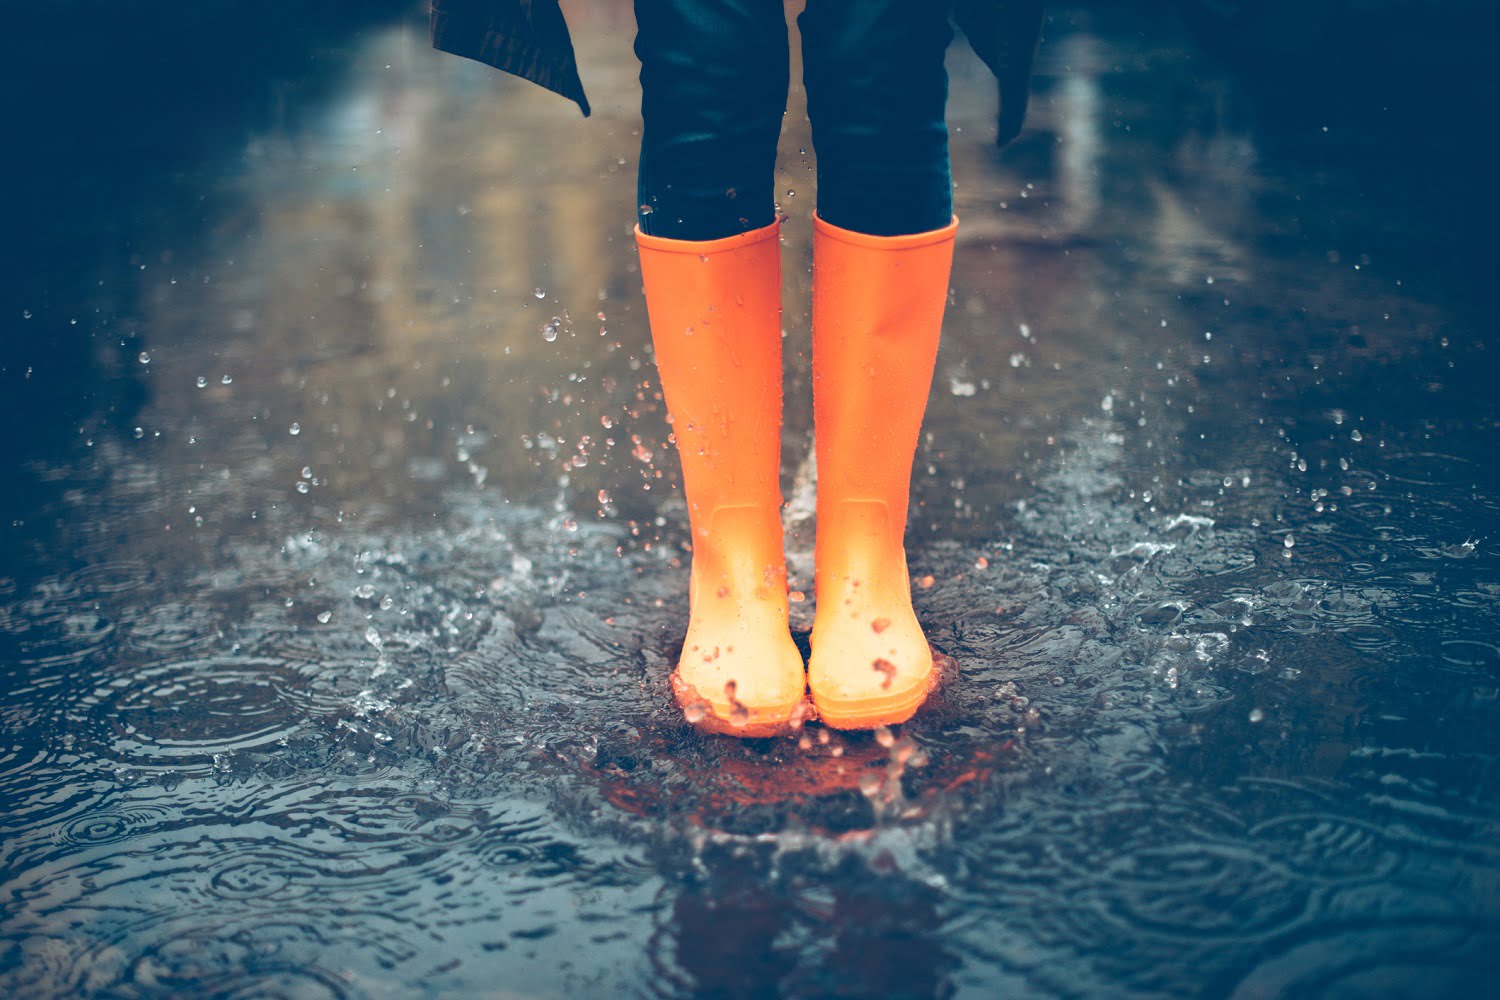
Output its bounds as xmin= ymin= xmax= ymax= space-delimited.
xmin=673 ymin=630 xmax=809 ymax=736
xmin=809 ymin=612 xmax=935 ymax=730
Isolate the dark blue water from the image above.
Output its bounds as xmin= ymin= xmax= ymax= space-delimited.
xmin=4 ymin=2 xmax=1499 ymax=996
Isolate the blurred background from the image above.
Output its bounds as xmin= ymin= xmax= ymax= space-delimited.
xmin=5 ymin=0 xmax=1498 ymax=540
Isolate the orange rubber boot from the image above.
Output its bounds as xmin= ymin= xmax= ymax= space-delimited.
xmin=636 ymin=221 xmax=810 ymax=736
xmin=808 ymin=214 xmax=958 ymax=730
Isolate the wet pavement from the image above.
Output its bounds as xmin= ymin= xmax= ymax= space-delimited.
xmin=4 ymin=1 xmax=1500 ymax=996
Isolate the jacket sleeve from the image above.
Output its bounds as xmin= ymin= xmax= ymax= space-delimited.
xmin=953 ymin=0 xmax=1046 ymax=146
xmin=430 ymin=0 xmax=592 ymax=117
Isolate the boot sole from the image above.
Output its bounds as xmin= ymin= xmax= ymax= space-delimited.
xmin=670 ymin=671 xmax=814 ymax=738
xmin=811 ymin=648 xmax=954 ymax=730
xmin=811 ymin=679 xmax=931 ymax=730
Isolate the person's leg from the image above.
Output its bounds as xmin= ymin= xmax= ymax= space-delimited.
xmin=635 ymin=0 xmax=789 ymax=240
xmin=633 ymin=1 xmax=807 ymax=734
xmin=798 ymin=0 xmax=953 ymax=237
xmin=800 ymin=0 xmax=957 ymax=728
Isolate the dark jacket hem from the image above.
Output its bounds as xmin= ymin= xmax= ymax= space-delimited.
xmin=430 ymin=7 xmax=592 ymax=117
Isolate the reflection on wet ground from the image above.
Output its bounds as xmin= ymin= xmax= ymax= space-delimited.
xmin=4 ymin=1 xmax=1500 ymax=996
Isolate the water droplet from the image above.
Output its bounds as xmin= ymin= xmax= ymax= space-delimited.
xmin=221 ymin=374 xmax=233 ymax=385
xmin=1249 ymin=707 xmax=1265 ymax=723
xmin=316 ymin=610 xmax=332 ymax=624
xmin=1283 ymin=533 xmax=1296 ymax=549
xmin=534 ymin=287 xmax=546 ymax=299
xmin=289 ymin=423 xmax=301 ymax=436
xmin=195 ymin=376 xmax=208 ymax=388
xmin=138 ymin=352 xmax=151 ymax=364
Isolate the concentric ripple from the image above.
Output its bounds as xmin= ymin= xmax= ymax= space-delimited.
xmin=55 ymin=803 xmax=176 ymax=850
xmin=85 ymin=656 xmax=329 ymax=762
xmin=124 ymin=601 xmax=220 ymax=654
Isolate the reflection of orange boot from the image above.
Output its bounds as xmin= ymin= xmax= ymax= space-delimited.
xmin=808 ymin=214 xmax=958 ymax=730
xmin=636 ymin=221 xmax=810 ymax=736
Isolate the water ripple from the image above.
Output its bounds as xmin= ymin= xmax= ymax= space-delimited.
xmin=76 ymin=656 xmax=334 ymax=764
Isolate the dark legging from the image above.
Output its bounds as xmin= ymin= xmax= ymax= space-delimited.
xmin=635 ymin=0 xmax=953 ymax=240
